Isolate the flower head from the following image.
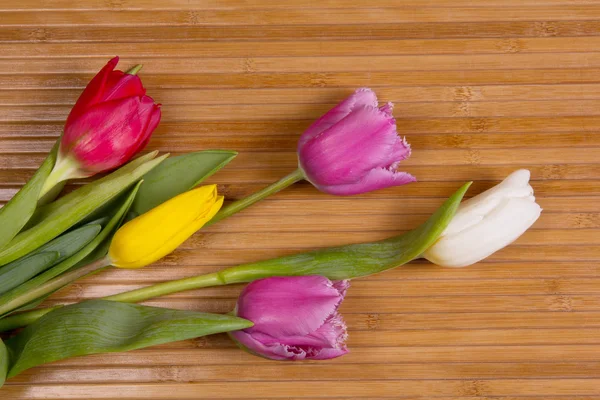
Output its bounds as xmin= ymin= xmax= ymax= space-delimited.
xmin=423 ymin=169 xmax=542 ymax=267
xmin=297 ymin=88 xmax=415 ymax=195
xmin=109 ymin=185 xmax=223 ymax=269
xmin=230 ymin=276 xmax=349 ymax=361
xmin=61 ymin=56 xmax=161 ymax=175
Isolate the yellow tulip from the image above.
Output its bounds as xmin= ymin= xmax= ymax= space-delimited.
xmin=109 ymin=185 xmax=224 ymax=269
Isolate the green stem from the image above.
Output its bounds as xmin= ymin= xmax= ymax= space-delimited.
xmin=38 ymin=155 xmax=84 ymax=200
xmin=208 ymin=168 xmax=304 ymax=225
xmin=0 ymin=257 xmax=111 ymax=317
xmin=125 ymin=64 xmax=143 ymax=75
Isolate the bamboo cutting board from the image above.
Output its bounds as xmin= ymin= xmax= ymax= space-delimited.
xmin=1 ymin=1 xmax=600 ymax=399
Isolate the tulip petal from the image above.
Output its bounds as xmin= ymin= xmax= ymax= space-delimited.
xmin=66 ymin=57 xmax=119 ymax=127
xmin=299 ymin=88 xmax=378 ymax=147
xmin=306 ymin=313 xmax=348 ymax=349
xmin=238 ymin=276 xmax=344 ymax=338
xmin=230 ymin=330 xmax=348 ymax=361
xmin=109 ymin=185 xmax=223 ymax=269
xmin=64 ymin=97 xmax=150 ymax=172
xmin=319 ymin=166 xmax=416 ymax=196
xmin=300 ymin=105 xmax=410 ymax=187
xmin=444 ymin=169 xmax=535 ymax=236
xmin=424 ymin=197 xmax=542 ymax=268
xmin=102 ymin=72 xmax=146 ymax=103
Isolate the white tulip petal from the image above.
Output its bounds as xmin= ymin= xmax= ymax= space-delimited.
xmin=424 ymin=169 xmax=542 ymax=268
xmin=424 ymin=197 xmax=541 ymax=267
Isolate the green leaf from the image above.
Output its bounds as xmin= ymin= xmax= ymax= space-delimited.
xmin=0 ymin=182 xmax=142 ymax=317
xmin=0 ymin=252 xmax=59 ymax=297
xmin=5 ymin=300 xmax=252 ymax=378
xmin=220 ymin=182 xmax=472 ymax=282
xmin=33 ymin=223 xmax=102 ymax=263
xmin=0 ymin=338 xmax=8 ymax=387
xmin=0 ymin=224 xmax=101 ymax=297
xmin=0 ymin=152 xmax=167 ymax=267
xmin=131 ymin=150 xmax=237 ymax=216
xmin=0 ymin=140 xmax=59 ymax=251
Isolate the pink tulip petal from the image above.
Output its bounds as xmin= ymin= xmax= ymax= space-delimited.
xmin=230 ymin=330 xmax=347 ymax=361
xmin=238 ymin=276 xmax=344 ymax=339
xmin=299 ymin=88 xmax=378 ymax=147
xmin=309 ymin=346 xmax=349 ymax=360
xmin=300 ymin=105 xmax=409 ymax=186
xmin=332 ymin=280 xmax=350 ymax=298
xmin=320 ymin=167 xmax=417 ymax=196
xmin=65 ymin=56 xmax=119 ymax=129
xmin=306 ymin=313 xmax=348 ymax=348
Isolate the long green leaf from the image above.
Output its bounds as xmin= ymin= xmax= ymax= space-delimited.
xmin=0 ymin=182 xmax=142 ymax=316
xmin=33 ymin=223 xmax=102 ymax=263
xmin=0 ymin=152 xmax=167 ymax=266
xmin=131 ymin=150 xmax=237 ymax=216
xmin=219 ymin=182 xmax=471 ymax=283
xmin=0 ymin=224 xmax=101 ymax=297
xmin=0 ymin=141 xmax=59 ymax=251
xmin=0 ymin=252 xmax=59 ymax=296
xmin=5 ymin=300 xmax=252 ymax=378
xmin=0 ymin=338 xmax=8 ymax=387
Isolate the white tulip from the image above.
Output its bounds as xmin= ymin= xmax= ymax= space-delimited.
xmin=423 ymin=169 xmax=542 ymax=268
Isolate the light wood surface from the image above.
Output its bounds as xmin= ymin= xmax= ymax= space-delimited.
xmin=1 ymin=1 xmax=600 ymax=399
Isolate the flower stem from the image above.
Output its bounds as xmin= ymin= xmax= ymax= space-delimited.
xmin=208 ymin=168 xmax=305 ymax=225
xmin=0 ymin=257 xmax=111 ymax=317
xmin=125 ymin=64 xmax=143 ymax=75
xmin=39 ymin=155 xmax=82 ymax=200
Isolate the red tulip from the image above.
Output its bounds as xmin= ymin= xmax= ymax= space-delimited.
xmin=40 ymin=57 xmax=161 ymax=197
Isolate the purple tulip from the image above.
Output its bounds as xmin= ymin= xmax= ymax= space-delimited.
xmin=229 ymin=276 xmax=349 ymax=361
xmin=298 ymin=88 xmax=416 ymax=195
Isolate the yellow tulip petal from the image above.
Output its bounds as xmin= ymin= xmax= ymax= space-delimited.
xmin=109 ymin=185 xmax=223 ymax=269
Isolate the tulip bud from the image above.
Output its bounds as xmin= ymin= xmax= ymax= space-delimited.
xmin=40 ymin=56 xmax=161 ymax=197
xmin=423 ymin=169 xmax=542 ymax=268
xmin=108 ymin=185 xmax=223 ymax=269
xmin=297 ymin=88 xmax=416 ymax=195
xmin=229 ymin=276 xmax=349 ymax=361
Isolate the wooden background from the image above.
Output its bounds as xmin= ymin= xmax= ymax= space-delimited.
xmin=1 ymin=0 xmax=600 ymax=398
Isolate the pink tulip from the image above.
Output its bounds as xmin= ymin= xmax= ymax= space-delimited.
xmin=40 ymin=57 xmax=161 ymax=197
xmin=230 ymin=276 xmax=349 ymax=361
xmin=298 ymin=88 xmax=415 ymax=195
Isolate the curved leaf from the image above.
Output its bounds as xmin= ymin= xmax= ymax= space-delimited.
xmin=0 ymin=152 xmax=167 ymax=267
xmin=6 ymin=300 xmax=252 ymax=378
xmin=0 ymin=141 xmax=59 ymax=251
xmin=131 ymin=150 xmax=237 ymax=216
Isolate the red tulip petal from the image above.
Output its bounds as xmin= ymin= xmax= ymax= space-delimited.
xmin=102 ymin=72 xmax=146 ymax=102
xmin=65 ymin=56 xmax=119 ymax=127
xmin=65 ymin=96 xmax=147 ymax=172
xmin=129 ymin=99 xmax=161 ymax=155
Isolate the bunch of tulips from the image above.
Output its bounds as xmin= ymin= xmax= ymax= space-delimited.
xmin=0 ymin=58 xmax=542 ymax=384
